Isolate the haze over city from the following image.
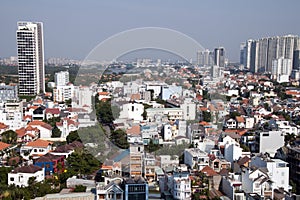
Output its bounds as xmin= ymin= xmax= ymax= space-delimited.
xmin=1 ymin=0 xmax=300 ymax=61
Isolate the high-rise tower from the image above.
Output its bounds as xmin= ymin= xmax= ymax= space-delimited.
xmin=214 ymin=47 xmax=225 ymax=67
xmin=17 ymin=21 xmax=45 ymax=95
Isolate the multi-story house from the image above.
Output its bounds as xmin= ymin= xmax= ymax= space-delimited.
xmin=8 ymin=165 xmax=45 ymax=187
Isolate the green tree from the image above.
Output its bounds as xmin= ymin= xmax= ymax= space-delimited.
xmin=96 ymin=100 xmax=114 ymax=125
xmin=145 ymin=139 xmax=161 ymax=153
xmin=73 ymin=185 xmax=87 ymax=192
xmin=51 ymin=126 xmax=62 ymax=138
xmin=110 ymin=129 xmax=129 ymax=149
xmin=202 ymin=111 xmax=211 ymax=122
xmin=1 ymin=130 xmax=17 ymax=144
xmin=66 ymin=130 xmax=82 ymax=144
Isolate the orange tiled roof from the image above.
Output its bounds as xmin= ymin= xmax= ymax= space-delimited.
xmin=0 ymin=122 xmax=8 ymax=129
xmin=126 ymin=125 xmax=141 ymax=135
xmin=56 ymin=118 xmax=79 ymax=127
xmin=98 ymin=92 xmax=109 ymax=95
xmin=28 ymin=120 xmax=53 ymax=130
xmin=201 ymin=166 xmax=218 ymax=176
xmin=26 ymin=139 xmax=52 ymax=148
xmin=23 ymin=115 xmax=32 ymax=121
xmin=236 ymin=116 xmax=245 ymax=123
xmin=130 ymin=93 xmax=141 ymax=101
xmin=45 ymin=108 xmax=60 ymax=115
xmin=0 ymin=141 xmax=10 ymax=151
xmin=200 ymin=107 xmax=208 ymax=111
xmin=199 ymin=121 xmax=210 ymax=126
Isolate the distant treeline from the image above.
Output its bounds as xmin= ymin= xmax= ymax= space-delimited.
xmin=0 ymin=65 xmax=80 ymax=84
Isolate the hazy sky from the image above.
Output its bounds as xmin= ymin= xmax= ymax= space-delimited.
xmin=1 ymin=0 xmax=299 ymax=62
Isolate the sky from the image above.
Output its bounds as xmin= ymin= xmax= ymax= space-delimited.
xmin=1 ymin=0 xmax=300 ymax=62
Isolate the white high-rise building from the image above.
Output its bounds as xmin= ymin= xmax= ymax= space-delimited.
xmin=54 ymin=71 xmax=69 ymax=86
xmin=271 ymin=57 xmax=292 ymax=83
xmin=17 ymin=21 xmax=45 ymax=95
xmin=214 ymin=47 xmax=225 ymax=67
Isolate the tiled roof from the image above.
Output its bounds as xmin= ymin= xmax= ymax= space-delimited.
xmin=0 ymin=122 xmax=8 ymax=129
xmin=237 ymin=156 xmax=250 ymax=166
xmin=126 ymin=125 xmax=141 ymax=135
xmin=130 ymin=93 xmax=141 ymax=101
xmin=98 ymin=92 xmax=109 ymax=95
xmin=26 ymin=139 xmax=52 ymax=148
xmin=45 ymin=108 xmax=60 ymax=115
xmin=201 ymin=166 xmax=218 ymax=176
xmin=56 ymin=118 xmax=79 ymax=127
xmin=28 ymin=120 xmax=53 ymax=130
xmin=23 ymin=115 xmax=32 ymax=121
xmin=11 ymin=164 xmax=42 ymax=174
xmin=236 ymin=116 xmax=245 ymax=123
xmin=0 ymin=141 xmax=10 ymax=151
xmin=35 ymin=153 xmax=63 ymax=163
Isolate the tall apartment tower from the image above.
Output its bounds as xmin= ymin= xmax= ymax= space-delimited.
xmin=214 ymin=47 xmax=225 ymax=67
xmin=197 ymin=49 xmax=214 ymax=66
xmin=17 ymin=21 xmax=45 ymax=95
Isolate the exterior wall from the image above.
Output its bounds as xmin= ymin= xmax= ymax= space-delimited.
xmin=119 ymin=103 xmax=144 ymax=122
xmin=17 ymin=21 xmax=44 ymax=95
xmin=55 ymin=71 xmax=69 ymax=86
xmin=184 ymin=149 xmax=209 ymax=170
xmin=259 ymin=131 xmax=284 ymax=157
xmin=0 ymin=84 xmax=18 ymax=102
xmin=172 ymin=172 xmax=191 ymax=200
xmin=180 ymin=99 xmax=196 ymax=121
xmin=161 ymin=85 xmax=182 ymax=100
xmin=8 ymin=168 xmax=45 ymax=187
xmin=224 ymin=143 xmax=243 ymax=164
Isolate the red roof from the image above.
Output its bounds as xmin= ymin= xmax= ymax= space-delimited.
xmin=236 ymin=116 xmax=245 ymax=123
xmin=56 ymin=118 xmax=79 ymax=127
xmin=23 ymin=115 xmax=32 ymax=121
xmin=126 ymin=126 xmax=141 ymax=135
xmin=98 ymin=92 xmax=109 ymax=95
xmin=26 ymin=139 xmax=52 ymax=148
xmin=45 ymin=108 xmax=60 ymax=115
xmin=28 ymin=120 xmax=53 ymax=130
xmin=201 ymin=166 xmax=218 ymax=176
xmin=0 ymin=141 xmax=10 ymax=151
xmin=0 ymin=122 xmax=9 ymax=129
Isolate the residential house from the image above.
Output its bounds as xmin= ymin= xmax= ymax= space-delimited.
xmin=45 ymin=108 xmax=60 ymax=120
xmin=20 ymin=139 xmax=53 ymax=159
xmin=15 ymin=126 xmax=40 ymax=142
xmin=171 ymin=171 xmax=191 ymax=200
xmin=201 ymin=166 xmax=222 ymax=190
xmin=221 ymin=173 xmax=244 ymax=200
xmin=8 ymin=165 xmax=45 ymax=187
xmin=96 ymin=181 xmax=123 ymax=200
xmin=250 ymin=155 xmax=290 ymax=191
xmin=241 ymin=167 xmax=273 ymax=199
xmin=257 ymin=131 xmax=284 ymax=157
xmin=28 ymin=120 xmax=53 ymax=139
xmin=184 ymin=148 xmax=209 ymax=170
xmin=34 ymin=153 xmax=65 ymax=176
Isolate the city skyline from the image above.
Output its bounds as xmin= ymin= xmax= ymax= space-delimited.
xmin=0 ymin=0 xmax=300 ymax=61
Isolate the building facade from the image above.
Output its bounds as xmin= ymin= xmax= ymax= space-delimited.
xmin=17 ymin=21 xmax=45 ymax=95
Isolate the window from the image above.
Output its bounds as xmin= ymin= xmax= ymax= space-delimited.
xmin=10 ymin=177 xmax=14 ymax=181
